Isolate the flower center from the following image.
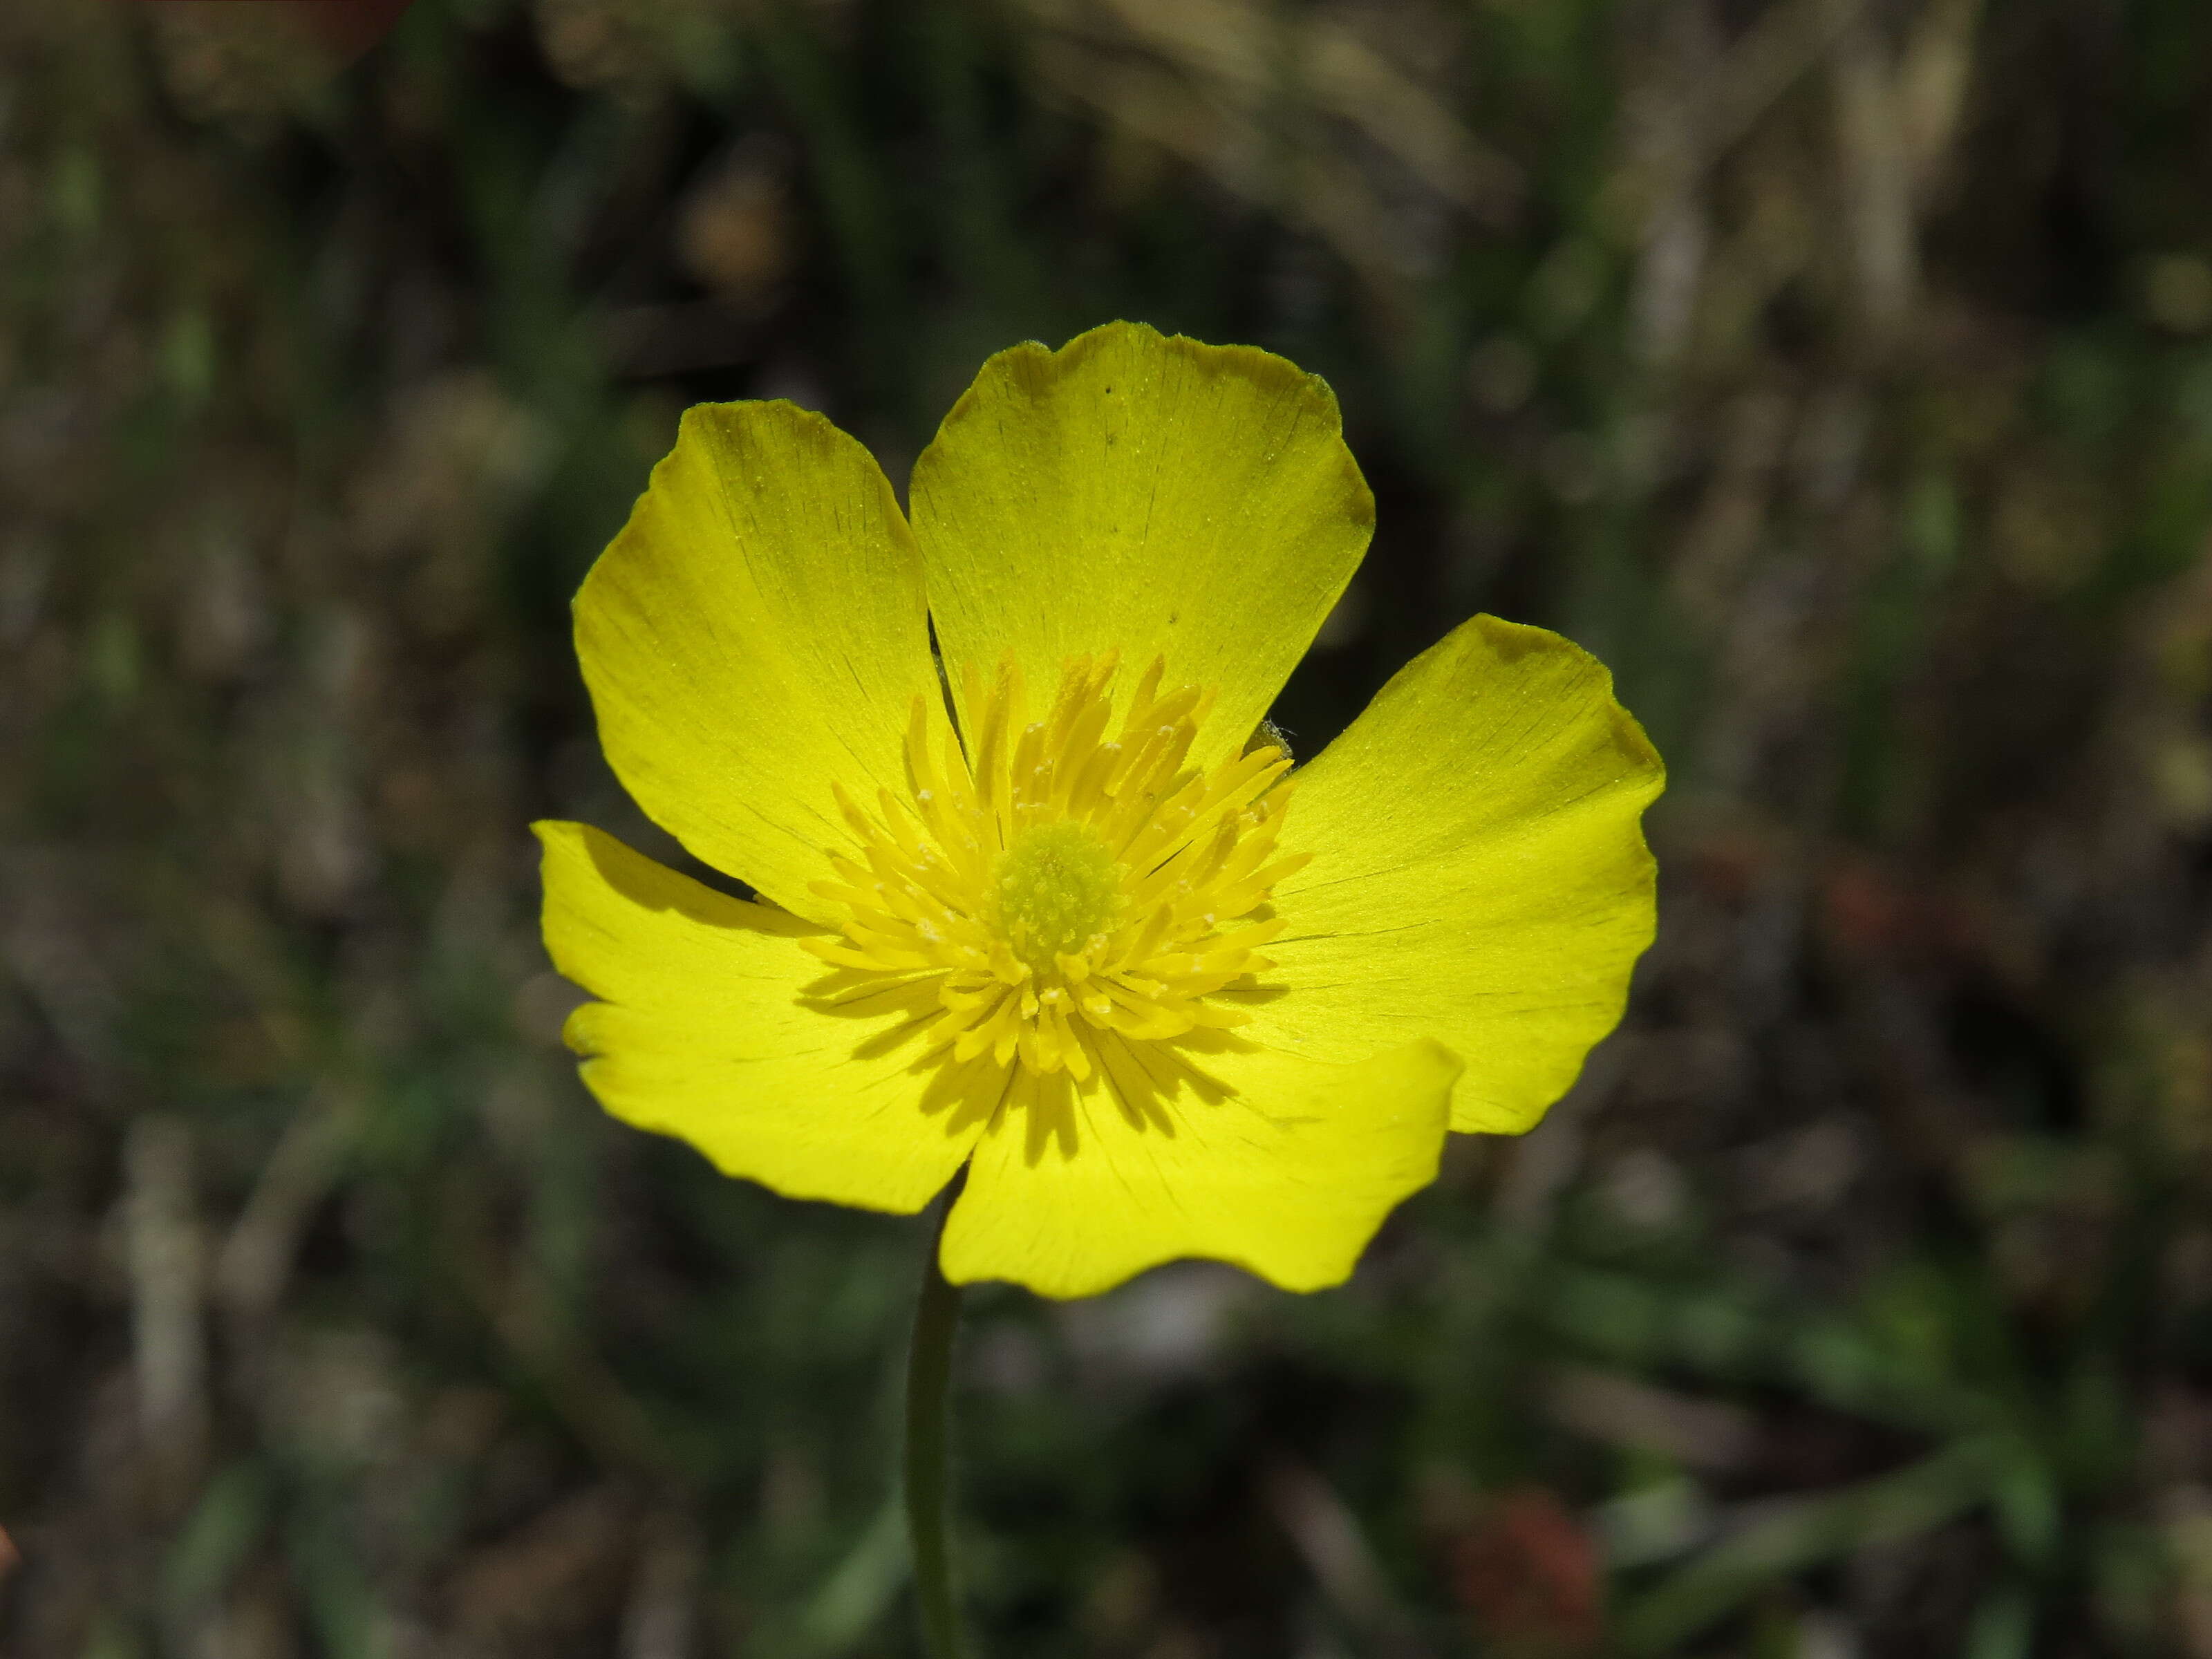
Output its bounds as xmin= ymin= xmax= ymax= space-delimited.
xmin=990 ymin=822 xmax=1121 ymax=972
xmin=800 ymin=651 xmax=1309 ymax=1080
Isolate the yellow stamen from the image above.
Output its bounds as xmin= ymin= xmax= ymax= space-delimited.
xmin=807 ymin=655 xmax=1300 ymax=1076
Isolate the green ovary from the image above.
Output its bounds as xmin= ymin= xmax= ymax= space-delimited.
xmin=989 ymin=822 xmax=1122 ymax=971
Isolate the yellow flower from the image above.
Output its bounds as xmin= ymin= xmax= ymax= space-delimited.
xmin=534 ymin=322 xmax=1662 ymax=1299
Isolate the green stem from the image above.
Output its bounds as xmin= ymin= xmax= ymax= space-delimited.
xmin=906 ymin=1203 xmax=968 ymax=1659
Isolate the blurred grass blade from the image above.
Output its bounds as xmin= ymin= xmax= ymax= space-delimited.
xmin=799 ymin=1493 xmax=909 ymax=1653
xmin=1615 ymin=1436 xmax=1998 ymax=1654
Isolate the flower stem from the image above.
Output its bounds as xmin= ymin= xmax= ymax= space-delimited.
xmin=906 ymin=1203 xmax=968 ymax=1659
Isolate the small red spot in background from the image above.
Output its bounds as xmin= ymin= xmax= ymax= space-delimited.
xmin=1442 ymin=1486 xmax=1604 ymax=1656
xmin=0 ymin=1522 xmax=17 ymax=1576
xmin=129 ymin=0 xmax=417 ymax=62
xmin=1820 ymin=857 xmax=1913 ymax=957
xmin=1818 ymin=853 xmax=1989 ymax=966
xmin=1685 ymin=829 xmax=1770 ymax=906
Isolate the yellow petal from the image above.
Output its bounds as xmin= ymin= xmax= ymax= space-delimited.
xmin=938 ymin=1035 xmax=1458 ymax=1298
xmin=1246 ymin=615 xmax=1664 ymax=1135
xmin=576 ymin=401 xmax=948 ymax=924
xmin=910 ymin=321 xmax=1371 ymax=771
xmin=536 ymin=821 xmax=991 ymax=1212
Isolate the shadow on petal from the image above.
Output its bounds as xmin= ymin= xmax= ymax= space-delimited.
xmin=579 ymin=827 xmax=818 ymax=937
xmin=799 ymin=965 xmax=1017 ymax=1142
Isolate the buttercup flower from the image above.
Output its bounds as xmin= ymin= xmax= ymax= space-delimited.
xmin=535 ymin=322 xmax=1662 ymax=1298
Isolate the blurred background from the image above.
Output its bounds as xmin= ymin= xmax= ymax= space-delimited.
xmin=6 ymin=0 xmax=2212 ymax=1653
